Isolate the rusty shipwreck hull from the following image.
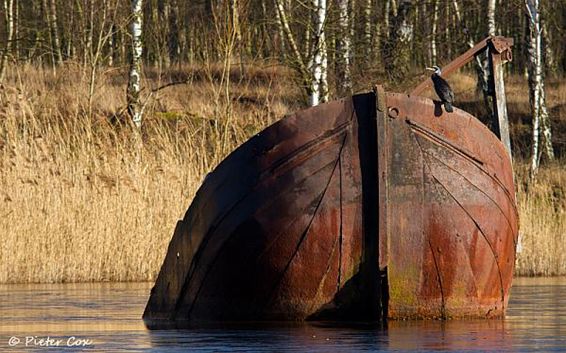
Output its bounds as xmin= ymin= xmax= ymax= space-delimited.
xmin=381 ymin=92 xmax=518 ymax=319
xmin=143 ymin=88 xmax=519 ymax=326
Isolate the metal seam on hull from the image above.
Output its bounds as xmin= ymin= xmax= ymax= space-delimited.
xmin=308 ymin=129 xmax=351 ymax=313
xmin=412 ymin=131 xmax=506 ymax=310
xmin=268 ymin=120 xmax=353 ymax=176
xmin=186 ymin=122 xmax=352 ymax=275
xmin=187 ymin=116 xmax=354 ymax=239
xmin=309 ymin=214 xmax=342 ymax=314
xmin=255 ymin=186 xmax=333 ymax=263
xmin=412 ymin=124 xmax=446 ymax=319
xmin=256 ymin=194 xmax=330 ymax=263
xmin=452 ymin=231 xmax=480 ymax=297
xmin=177 ymin=141 xmax=346 ymax=319
xmin=430 ymin=174 xmax=506 ymax=308
xmin=409 ymin=121 xmax=517 ymax=232
xmin=428 ymin=238 xmax=446 ymax=318
xmin=419 ymin=147 xmax=518 ymax=247
xmin=183 ymin=157 xmax=340 ymax=318
xmin=492 ymin=172 xmax=520 ymax=222
xmin=406 ymin=119 xmax=484 ymax=166
xmin=255 ymin=140 xmax=348 ymax=262
xmin=408 ymin=122 xmax=517 ymax=217
xmin=377 ymin=90 xmax=389 ymax=273
xmin=264 ymin=135 xmax=348 ymax=311
xmin=338 ymin=152 xmax=343 ymax=291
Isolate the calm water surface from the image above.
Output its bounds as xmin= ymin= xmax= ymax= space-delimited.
xmin=1 ymin=277 xmax=565 ymax=352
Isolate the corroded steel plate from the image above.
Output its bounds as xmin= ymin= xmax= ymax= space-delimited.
xmin=382 ymin=93 xmax=518 ymax=319
xmin=144 ymin=93 xmax=381 ymax=325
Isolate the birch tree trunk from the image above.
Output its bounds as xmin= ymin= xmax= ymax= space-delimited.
xmin=274 ymin=0 xmax=287 ymax=60
xmin=127 ymin=0 xmax=144 ymax=128
xmin=444 ymin=3 xmax=451 ymax=58
xmin=85 ymin=0 xmax=94 ymax=66
xmin=48 ymin=0 xmax=62 ymax=64
xmin=336 ymin=0 xmax=352 ymax=96
xmin=430 ymin=0 xmax=439 ymax=64
xmin=384 ymin=0 xmax=390 ymax=40
xmin=363 ymin=0 xmax=372 ymax=62
xmin=274 ymin=0 xmax=313 ymax=100
xmin=452 ymin=0 xmax=493 ymax=124
xmin=86 ymin=0 xmax=117 ymax=119
xmin=526 ymin=0 xmax=554 ymax=177
xmin=382 ymin=0 xmax=413 ymax=81
xmin=349 ymin=0 xmax=356 ymax=59
xmin=108 ymin=24 xmax=116 ymax=66
xmin=310 ymin=0 xmax=328 ymax=106
xmin=304 ymin=12 xmax=311 ymax=60
xmin=321 ymin=32 xmax=328 ymax=102
xmin=13 ymin=0 xmax=18 ymax=61
xmin=275 ymin=0 xmax=304 ymax=70
xmin=230 ymin=0 xmax=244 ymax=73
xmin=0 ymin=0 xmax=14 ymax=82
xmin=487 ymin=0 xmax=496 ymax=37
xmin=149 ymin=0 xmax=158 ymax=66
xmin=541 ymin=18 xmax=557 ymax=74
xmin=539 ymin=86 xmax=554 ymax=160
xmin=73 ymin=0 xmax=84 ymax=64
xmin=169 ymin=0 xmax=180 ymax=63
xmin=483 ymin=0 xmax=496 ymax=111
xmin=41 ymin=0 xmax=55 ymax=66
xmin=231 ymin=0 xmax=241 ymax=45
xmin=160 ymin=0 xmax=171 ymax=68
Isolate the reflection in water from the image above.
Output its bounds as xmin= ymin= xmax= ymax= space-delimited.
xmin=0 ymin=278 xmax=565 ymax=352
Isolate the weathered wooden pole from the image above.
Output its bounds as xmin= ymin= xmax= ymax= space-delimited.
xmin=488 ymin=38 xmax=513 ymax=158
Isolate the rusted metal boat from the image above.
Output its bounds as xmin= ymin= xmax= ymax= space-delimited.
xmin=144 ymin=37 xmax=518 ymax=326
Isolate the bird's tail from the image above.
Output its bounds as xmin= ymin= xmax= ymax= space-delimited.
xmin=444 ymin=102 xmax=453 ymax=113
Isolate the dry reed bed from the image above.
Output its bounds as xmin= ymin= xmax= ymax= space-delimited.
xmin=0 ymin=63 xmax=291 ymax=283
xmin=514 ymin=162 xmax=566 ymax=276
xmin=0 ymin=65 xmax=564 ymax=283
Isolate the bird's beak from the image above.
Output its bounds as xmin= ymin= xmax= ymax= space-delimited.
xmin=425 ymin=67 xmax=435 ymax=72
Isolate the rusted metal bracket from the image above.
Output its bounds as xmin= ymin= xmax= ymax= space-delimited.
xmin=409 ymin=36 xmax=514 ymax=157
xmin=410 ymin=36 xmax=513 ymax=96
xmin=490 ymin=36 xmax=514 ymax=61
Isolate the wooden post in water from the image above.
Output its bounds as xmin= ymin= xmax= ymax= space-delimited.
xmin=488 ymin=38 xmax=513 ymax=158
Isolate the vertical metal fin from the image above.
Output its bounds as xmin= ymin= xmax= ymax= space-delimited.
xmin=375 ymin=85 xmax=389 ymax=320
xmin=375 ymin=85 xmax=388 ymax=271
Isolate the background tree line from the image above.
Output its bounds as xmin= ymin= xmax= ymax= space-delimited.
xmin=1 ymin=1 xmax=563 ymax=86
xmin=0 ymin=0 xmax=564 ymax=174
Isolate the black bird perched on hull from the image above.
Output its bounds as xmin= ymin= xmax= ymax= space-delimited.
xmin=426 ymin=65 xmax=454 ymax=113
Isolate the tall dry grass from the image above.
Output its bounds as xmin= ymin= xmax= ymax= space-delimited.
xmin=514 ymin=162 xmax=566 ymax=276
xmin=0 ymin=62 xmax=295 ymax=283
xmin=0 ymin=65 xmax=564 ymax=283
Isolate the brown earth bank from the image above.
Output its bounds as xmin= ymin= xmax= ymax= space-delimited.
xmin=0 ymin=63 xmax=564 ymax=283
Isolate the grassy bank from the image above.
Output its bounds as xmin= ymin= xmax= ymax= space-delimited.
xmin=0 ymin=63 xmax=564 ymax=283
xmin=514 ymin=162 xmax=566 ymax=276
